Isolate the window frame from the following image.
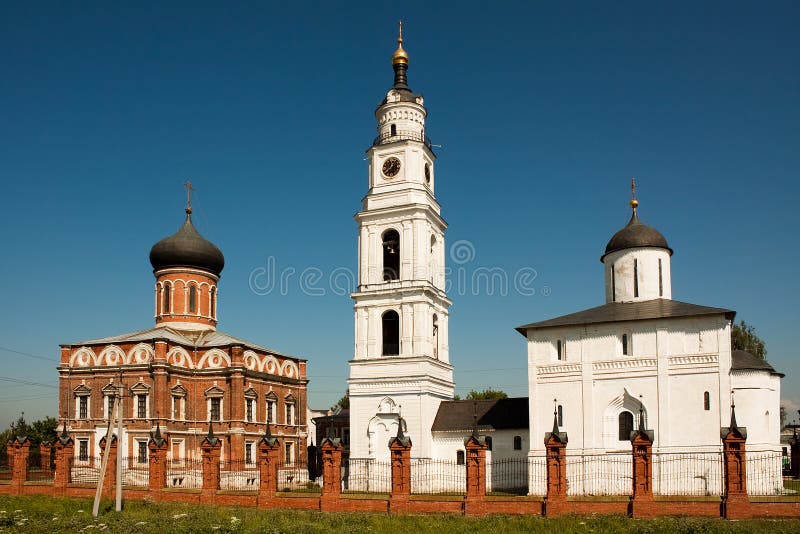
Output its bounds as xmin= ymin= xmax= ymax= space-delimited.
xmin=618 ymin=411 xmax=634 ymax=441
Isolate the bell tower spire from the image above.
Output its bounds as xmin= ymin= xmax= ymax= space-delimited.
xmin=348 ymin=29 xmax=454 ymax=462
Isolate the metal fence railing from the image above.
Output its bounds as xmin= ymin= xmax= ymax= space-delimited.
xmin=26 ymin=447 xmax=55 ymax=482
xmin=276 ymin=461 xmax=321 ymax=493
xmin=0 ymin=455 xmax=10 ymax=480
xmin=341 ymin=458 xmax=391 ymax=494
xmin=69 ymin=456 xmax=101 ymax=484
xmin=120 ymin=456 xmax=149 ymax=488
xmin=746 ymin=451 xmax=796 ymax=498
xmin=652 ymin=452 xmax=724 ymax=496
xmin=221 ymin=460 xmax=259 ymax=491
xmin=411 ymin=459 xmax=465 ymax=495
xmin=486 ymin=457 xmax=531 ymax=496
xmin=567 ymin=453 xmax=632 ymax=496
xmin=165 ymin=458 xmax=203 ymax=489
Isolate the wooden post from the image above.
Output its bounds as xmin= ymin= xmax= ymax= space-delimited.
xmin=53 ymin=429 xmax=74 ymax=495
xmin=544 ymin=411 xmax=568 ymax=517
xmin=148 ymin=424 xmax=169 ymax=496
xmin=464 ymin=434 xmax=488 ymax=515
xmin=200 ymin=425 xmax=222 ymax=504
xmin=256 ymin=432 xmax=281 ymax=507
xmin=319 ymin=437 xmax=343 ymax=511
xmin=722 ymin=404 xmax=752 ymax=519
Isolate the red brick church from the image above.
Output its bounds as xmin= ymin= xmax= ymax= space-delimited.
xmin=57 ymin=194 xmax=308 ymax=467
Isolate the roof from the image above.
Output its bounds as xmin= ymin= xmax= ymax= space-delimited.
xmin=516 ymin=299 xmax=735 ymax=334
xmin=149 ymin=210 xmax=225 ymax=276
xmin=68 ymin=326 xmax=303 ymax=361
xmin=431 ymin=397 xmax=529 ymax=432
xmin=602 ymin=210 xmax=672 ymax=261
xmin=731 ymin=350 xmax=783 ymax=377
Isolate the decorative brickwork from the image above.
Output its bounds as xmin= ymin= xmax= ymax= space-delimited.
xmin=629 ymin=424 xmax=655 ymax=518
xmin=200 ymin=428 xmax=222 ymax=503
xmin=148 ymin=426 xmax=168 ymax=494
xmin=9 ymin=437 xmax=30 ymax=492
xmin=389 ymin=434 xmax=412 ymax=501
xmin=721 ymin=404 xmax=752 ymax=519
xmin=257 ymin=433 xmax=281 ymax=506
xmin=544 ymin=412 xmax=568 ymax=517
xmin=319 ymin=438 xmax=343 ymax=511
xmin=53 ymin=431 xmax=73 ymax=493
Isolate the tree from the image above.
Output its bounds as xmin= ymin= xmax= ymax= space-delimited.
xmin=0 ymin=415 xmax=58 ymax=466
xmin=454 ymin=388 xmax=508 ymax=401
xmin=731 ymin=320 xmax=767 ymax=359
xmin=333 ymin=392 xmax=349 ymax=411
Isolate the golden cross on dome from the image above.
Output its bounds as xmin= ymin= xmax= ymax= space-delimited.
xmin=184 ymin=179 xmax=194 ymax=213
xmin=398 ymin=20 xmax=403 ymax=43
xmin=630 ymin=176 xmax=639 ymax=210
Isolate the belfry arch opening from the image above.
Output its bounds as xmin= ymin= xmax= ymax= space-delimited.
xmin=382 ymin=310 xmax=400 ymax=356
xmin=432 ymin=314 xmax=439 ymax=359
xmin=382 ymin=229 xmax=400 ymax=281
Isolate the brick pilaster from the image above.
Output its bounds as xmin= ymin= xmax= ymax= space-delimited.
xmin=543 ymin=414 xmax=568 ymax=517
xmin=630 ymin=425 xmax=655 ymax=518
xmin=722 ymin=405 xmax=752 ymax=519
xmin=10 ymin=437 xmax=30 ymax=494
xmin=148 ymin=426 xmax=169 ymax=494
xmin=319 ymin=438 xmax=343 ymax=511
xmin=53 ymin=431 xmax=74 ymax=494
xmin=464 ymin=434 xmax=488 ymax=515
xmin=389 ymin=430 xmax=412 ymax=504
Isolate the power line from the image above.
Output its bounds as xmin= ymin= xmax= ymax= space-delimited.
xmin=0 ymin=345 xmax=58 ymax=362
xmin=0 ymin=376 xmax=58 ymax=389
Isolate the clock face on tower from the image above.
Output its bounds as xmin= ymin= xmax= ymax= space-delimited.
xmin=382 ymin=157 xmax=401 ymax=178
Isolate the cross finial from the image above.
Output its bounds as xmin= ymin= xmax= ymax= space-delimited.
xmin=184 ymin=179 xmax=194 ymax=214
xmin=630 ymin=177 xmax=639 ymax=211
xmin=398 ymin=20 xmax=403 ymax=44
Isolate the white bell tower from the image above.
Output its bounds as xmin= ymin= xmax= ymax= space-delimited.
xmin=348 ymin=24 xmax=455 ymax=460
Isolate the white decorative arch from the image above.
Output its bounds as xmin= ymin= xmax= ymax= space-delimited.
xmin=377 ymin=396 xmax=397 ymax=414
xmin=263 ymin=355 xmax=281 ymax=376
xmin=602 ymin=389 xmax=647 ymax=448
xmin=243 ymin=350 xmax=261 ymax=372
xmin=126 ymin=343 xmax=154 ymax=365
xmin=167 ymin=346 xmax=194 ymax=369
xmin=98 ymin=345 xmax=126 ymax=366
xmin=281 ymin=360 xmax=299 ymax=379
xmin=197 ymin=349 xmax=231 ymax=369
xmin=70 ymin=347 xmax=97 ymax=368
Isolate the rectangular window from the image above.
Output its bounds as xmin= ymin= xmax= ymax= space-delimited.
xmin=246 ymin=399 xmax=254 ymax=422
xmin=611 ymin=265 xmax=616 ymax=302
xmin=245 ymin=442 xmax=253 ymax=465
xmin=266 ymin=400 xmax=276 ymax=424
xmin=210 ymin=398 xmax=221 ymax=421
xmin=137 ymin=394 xmax=147 ymax=419
xmin=79 ymin=440 xmax=89 ymax=462
xmin=285 ymin=403 xmax=295 ymax=426
xmin=557 ymin=405 xmax=563 ymax=427
xmin=137 ymin=441 xmax=147 ymax=464
xmin=285 ymin=442 xmax=293 ymax=464
xmin=78 ymin=396 xmax=88 ymax=419
xmin=658 ymin=259 xmax=663 ymax=297
xmin=622 ymin=334 xmax=629 ymax=356
xmin=172 ymin=396 xmax=182 ymax=420
xmin=513 ymin=436 xmax=522 ymax=450
xmin=106 ymin=396 xmax=114 ymax=420
xmin=633 ymin=259 xmax=639 ymax=298
xmin=456 ymin=450 xmax=465 ymax=465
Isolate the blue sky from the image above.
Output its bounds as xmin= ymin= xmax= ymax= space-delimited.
xmin=1 ymin=1 xmax=798 ymax=425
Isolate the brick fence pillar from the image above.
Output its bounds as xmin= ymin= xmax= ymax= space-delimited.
xmin=790 ymin=428 xmax=799 ymax=479
xmin=543 ymin=411 xmax=568 ymax=517
xmin=200 ymin=425 xmax=222 ymax=504
xmin=98 ymin=435 xmax=117 ymax=499
xmin=39 ymin=442 xmax=52 ymax=472
xmin=148 ymin=424 xmax=169 ymax=496
xmin=53 ymin=429 xmax=74 ymax=495
xmin=256 ymin=431 xmax=280 ymax=507
xmin=10 ymin=437 xmax=30 ymax=494
xmin=464 ymin=434 xmax=488 ymax=515
xmin=722 ymin=404 xmax=752 ymax=519
xmin=319 ymin=437 xmax=343 ymax=511
xmin=629 ymin=415 xmax=655 ymax=518
xmin=388 ymin=420 xmax=412 ymax=514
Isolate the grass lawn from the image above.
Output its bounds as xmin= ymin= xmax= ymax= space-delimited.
xmin=0 ymin=495 xmax=799 ymax=533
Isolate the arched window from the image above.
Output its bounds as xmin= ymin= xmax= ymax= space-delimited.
xmin=703 ymin=391 xmax=710 ymax=411
xmin=618 ymin=411 xmax=634 ymax=441
xmin=485 ymin=436 xmax=493 ymax=451
xmin=557 ymin=405 xmax=563 ymax=427
xmin=390 ymin=124 xmax=397 ymax=136
xmin=513 ymin=436 xmax=522 ymax=450
xmin=163 ymin=283 xmax=171 ymax=314
xmin=622 ymin=334 xmax=629 ymax=356
xmin=456 ymin=450 xmax=465 ymax=465
xmin=382 ymin=229 xmax=400 ymax=281
xmin=188 ymin=285 xmax=197 ymax=313
xmin=633 ymin=259 xmax=639 ymax=298
xmin=658 ymin=259 xmax=663 ymax=297
xmin=557 ymin=340 xmax=563 ymax=361
xmin=382 ymin=310 xmax=400 ymax=356
xmin=432 ymin=314 xmax=439 ymax=359
xmin=210 ymin=287 xmax=216 ymax=318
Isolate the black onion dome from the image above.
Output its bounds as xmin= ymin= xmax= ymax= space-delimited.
xmin=149 ymin=210 xmax=225 ymax=276
xmin=602 ymin=210 xmax=672 ymax=261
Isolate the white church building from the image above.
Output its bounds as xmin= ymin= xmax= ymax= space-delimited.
xmin=346 ymin=28 xmax=783 ymax=475
xmin=518 ymin=192 xmax=783 ymax=456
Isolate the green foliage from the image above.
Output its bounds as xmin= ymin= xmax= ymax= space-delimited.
xmin=459 ymin=388 xmax=508 ymax=400
xmin=335 ymin=393 xmax=349 ymax=410
xmin=731 ymin=320 xmax=767 ymax=359
xmin=0 ymin=415 xmax=58 ymax=465
xmin=1 ymin=495 xmax=800 ymax=533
